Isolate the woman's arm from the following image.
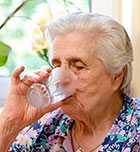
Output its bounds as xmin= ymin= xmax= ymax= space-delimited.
xmin=0 ymin=112 xmax=48 ymax=152
xmin=0 ymin=66 xmax=62 ymax=152
xmin=0 ymin=115 xmax=19 ymax=152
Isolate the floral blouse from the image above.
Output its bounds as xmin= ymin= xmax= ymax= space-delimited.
xmin=9 ymin=95 xmax=140 ymax=152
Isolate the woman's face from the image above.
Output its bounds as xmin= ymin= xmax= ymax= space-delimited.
xmin=51 ymin=32 xmax=116 ymax=115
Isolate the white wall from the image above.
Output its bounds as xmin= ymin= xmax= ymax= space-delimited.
xmin=92 ymin=0 xmax=121 ymax=21
xmin=92 ymin=0 xmax=140 ymax=97
xmin=131 ymin=0 xmax=140 ymax=96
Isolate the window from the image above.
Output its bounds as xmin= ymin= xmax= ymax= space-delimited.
xmin=0 ymin=0 xmax=91 ymax=76
xmin=0 ymin=0 xmax=91 ymax=106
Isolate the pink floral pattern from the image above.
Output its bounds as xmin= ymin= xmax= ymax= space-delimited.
xmin=9 ymin=95 xmax=140 ymax=152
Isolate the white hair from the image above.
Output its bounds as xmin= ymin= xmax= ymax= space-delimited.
xmin=47 ymin=12 xmax=133 ymax=95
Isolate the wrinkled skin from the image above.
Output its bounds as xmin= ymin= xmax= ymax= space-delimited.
xmin=0 ymin=66 xmax=63 ymax=133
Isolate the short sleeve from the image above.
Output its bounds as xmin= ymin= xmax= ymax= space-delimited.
xmin=8 ymin=114 xmax=48 ymax=152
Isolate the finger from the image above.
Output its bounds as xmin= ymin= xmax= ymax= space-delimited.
xmin=22 ymin=75 xmax=37 ymax=87
xmin=34 ymin=67 xmax=51 ymax=74
xmin=40 ymin=66 xmax=52 ymax=73
xmin=34 ymin=70 xmax=47 ymax=76
xmin=33 ymin=70 xmax=50 ymax=81
xmin=21 ymin=70 xmax=49 ymax=88
xmin=12 ymin=66 xmax=25 ymax=81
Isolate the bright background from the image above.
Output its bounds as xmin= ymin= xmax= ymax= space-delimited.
xmin=0 ymin=0 xmax=140 ymax=108
xmin=92 ymin=0 xmax=140 ymax=97
xmin=0 ymin=0 xmax=90 ymax=107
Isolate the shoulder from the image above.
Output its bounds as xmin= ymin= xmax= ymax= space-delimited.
xmin=122 ymin=95 xmax=140 ymax=127
xmin=131 ymin=97 xmax=140 ymax=132
xmin=132 ymin=97 xmax=140 ymax=117
xmin=122 ymin=95 xmax=140 ymax=120
xmin=30 ymin=108 xmax=73 ymax=151
xmin=124 ymin=96 xmax=140 ymax=148
xmin=9 ymin=109 xmax=72 ymax=151
xmin=101 ymin=96 xmax=140 ymax=152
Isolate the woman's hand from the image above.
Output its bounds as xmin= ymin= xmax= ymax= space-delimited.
xmin=0 ymin=66 xmax=62 ymax=133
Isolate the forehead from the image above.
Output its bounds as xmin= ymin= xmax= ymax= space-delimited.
xmin=51 ymin=32 xmax=96 ymax=61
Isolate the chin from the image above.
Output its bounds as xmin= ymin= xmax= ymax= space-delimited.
xmin=60 ymin=96 xmax=83 ymax=119
xmin=61 ymin=106 xmax=84 ymax=122
xmin=61 ymin=96 xmax=74 ymax=112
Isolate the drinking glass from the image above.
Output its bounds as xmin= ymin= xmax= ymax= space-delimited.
xmin=26 ymin=67 xmax=75 ymax=108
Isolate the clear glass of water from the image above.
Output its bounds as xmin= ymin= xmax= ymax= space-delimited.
xmin=26 ymin=67 xmax=75 ymax=108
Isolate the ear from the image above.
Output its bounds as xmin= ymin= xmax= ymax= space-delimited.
xmin=112 ymin=66 xmax=127 ymax=92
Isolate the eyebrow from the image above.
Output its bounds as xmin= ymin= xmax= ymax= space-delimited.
xmin=68 ymin=57 xmax=87 ymax=66
xmin=52 ymin=57 xmax=87 ymax=66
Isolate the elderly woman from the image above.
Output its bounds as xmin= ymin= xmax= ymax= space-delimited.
xmin=0 ymin=12 xmax=140 ymax=152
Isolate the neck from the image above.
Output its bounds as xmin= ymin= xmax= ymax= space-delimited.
xmin=71 ymin=93 xmax=123 ymax=151
xmin=74 ymin=93 xmax=123 ymax=134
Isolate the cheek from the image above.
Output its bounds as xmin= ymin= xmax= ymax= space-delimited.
xmin=99 ymin=77 xmax=113 ymax=93
xmin=78 ymin=70 xmax=98 ymax=89
xmin=92 ymin=74 xmax=114 ymax=97
xmin=75 ymin=72 xmax=113 ymax=96
xmin=76 ymin=74 xmax=98 ymax=94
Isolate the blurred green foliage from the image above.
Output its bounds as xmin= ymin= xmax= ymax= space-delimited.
xmin=0 ymin=0 xmax=90 ymax=76
xmin=0 ymin=41 xmax=11 ymax=66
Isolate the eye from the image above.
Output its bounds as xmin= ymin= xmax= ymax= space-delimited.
xmin=75 ymin=65 xmax=85 ymax=70
xmin=71 ymin=62 xmax=85 ymax=71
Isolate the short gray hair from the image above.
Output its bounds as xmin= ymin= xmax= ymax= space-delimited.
xmin=47 ymin=12 xmax=133 ymax=95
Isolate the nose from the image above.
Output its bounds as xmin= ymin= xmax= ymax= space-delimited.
xmin=59 ymin=66 xmax=72 ymax=87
